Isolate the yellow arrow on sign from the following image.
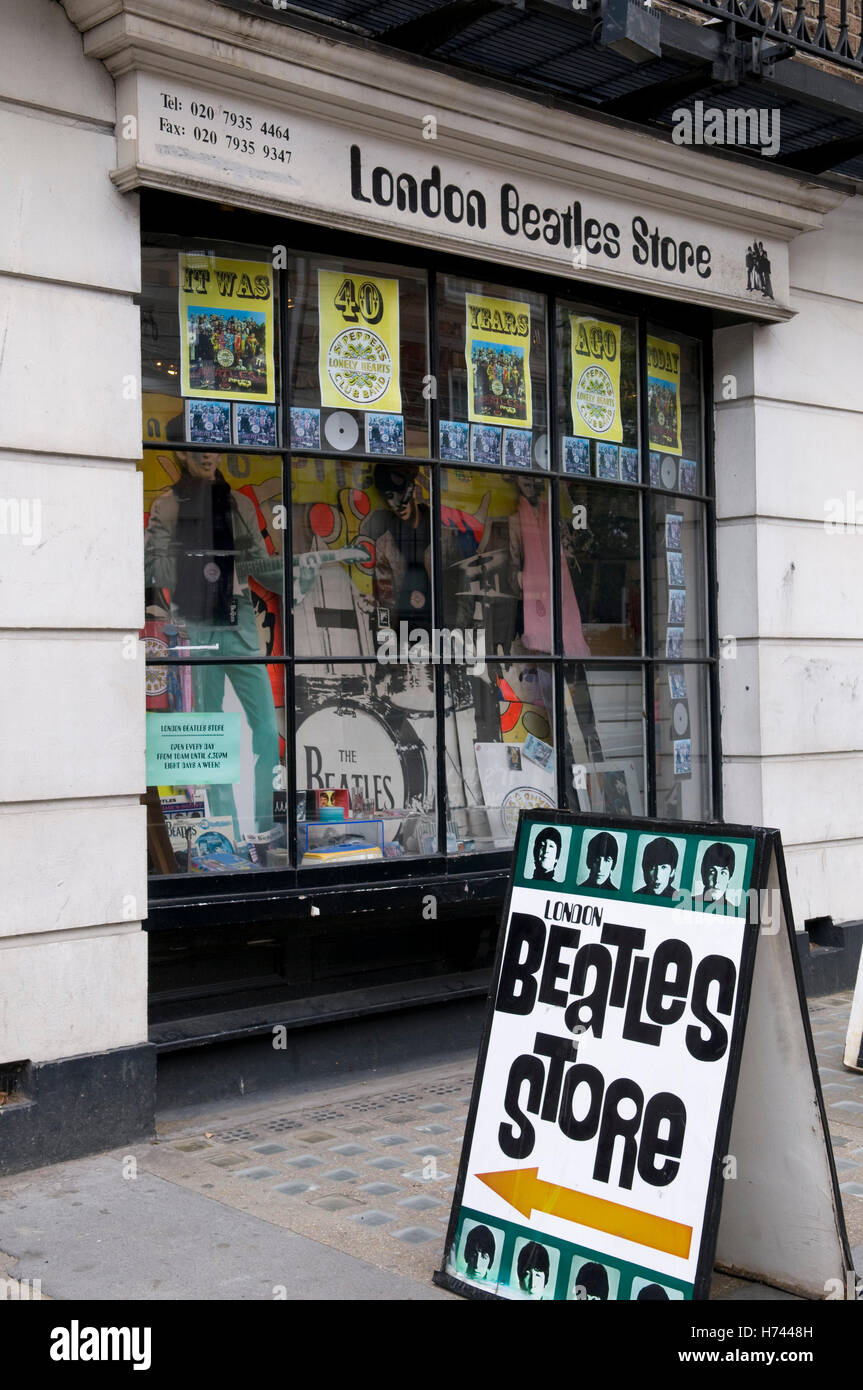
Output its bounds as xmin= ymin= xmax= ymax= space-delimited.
xmin=477 ymin=1167 xmax=692 ymax=1260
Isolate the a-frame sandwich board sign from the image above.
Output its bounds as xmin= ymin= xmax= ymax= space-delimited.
xmin=434 ymin=811 xmax=855 ymax=1302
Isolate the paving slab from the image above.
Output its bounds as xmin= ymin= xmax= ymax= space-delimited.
xmin=0 ymin=1155 xmax=450 ymax=1301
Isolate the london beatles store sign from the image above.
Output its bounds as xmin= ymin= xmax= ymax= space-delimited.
xmin=116 ymin=71 xmax=791 ymax=319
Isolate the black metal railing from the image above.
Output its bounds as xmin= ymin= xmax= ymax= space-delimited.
xmin=660 ymin=0 xmax=863 ymax=74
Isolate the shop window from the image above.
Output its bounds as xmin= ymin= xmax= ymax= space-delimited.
xmin=444 ymin=661 xmax=556 ymax=855
xmin=562 ymin=665 xmax=647 ymax=818
xmin=559 ymin=480 xmax=642 ymax=657
xmin=436 ymin=275 xmax=549 ymax=469
xmin=288 ymin=252 xmax=429 ymax=458
xmin=555 ymin=302 xmax=638 ymax=475
xmin=440 ymin=468 xmax=552 ymax=656
xmin=292 ymin=457 xmax=431 ymax=659
xmin=295 ymin=662 xmax=436 ymax=864
xmin=139 ymin=223 xmax=717 ymax=883
xmin=653 ymin=663 xmax=712 ymax=821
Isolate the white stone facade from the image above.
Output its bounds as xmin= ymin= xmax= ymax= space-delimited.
xmin=0 ymin=0 xmax=147 ymax=1065
xmin=715 ymin=195 xmax=863 ymax=924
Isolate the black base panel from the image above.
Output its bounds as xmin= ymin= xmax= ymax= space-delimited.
xmin=156 ymin=995 xmax=486 ymax=1115
xmin=0 ymin=1044 xmax=157 ymax=1178
xmin=799 ymin=921 xmax=863 ymax=996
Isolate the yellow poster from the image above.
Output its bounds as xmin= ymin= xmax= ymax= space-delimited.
xmin=318 ymin=270 xmax=402 ymax=414
xmin=647 ymin=334 xmax=682 ymax=456
xmin=179 ymin=254 xmax=274 ymax=403
xmin=465 ymin=294 xmax=532 ymax=429
xmin=569 ymin=316 xmax=623 ymax=443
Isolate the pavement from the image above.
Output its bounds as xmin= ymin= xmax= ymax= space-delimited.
xmin=1 ymin=987 xmax=861 ymax=1302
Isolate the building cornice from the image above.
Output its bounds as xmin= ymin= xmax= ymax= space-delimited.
xmin=62 ymin=0 xmax=847 ymax=245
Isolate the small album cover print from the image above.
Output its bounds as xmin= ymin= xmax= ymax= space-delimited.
xmin=440 ymin=421 xmax=469 ymax=461
xmin=563 ymin=436 xmax=591 ymax=476
xmin=471 ymin=423 xmax=502 ymax=466
xmin=665 ymin=512 xmax=683 ymax=550
xmin=503 ymin=428 xmax=532 ymax=469
xmin=679 ymin=459 xmax=698 ymax=494
xmin=620 ymin=447 xmax=639 ymax=483
xmin=506 ymin=745 xmax=523 ymax=771
xmin=596 ymin=442 xmax=620 ymax=481
xmin=234 ymin=403 xmax=277 ymax=447
xmin=290 ymin=406 xmax=321 ymax=450
xmin=674 ymin=738 xmax=692 ymax=777
xmin=668 ymin=669 xmax=687 ymax=701
xmin=666 ymin=625 xmax=684 ymax=660
xmin=185 ymin=399 xmax=231 ymax=445
xmin=523 ymin=733 xmax=553 ymax=771
xmin=668 ymin=588 xmax=686 ymax=626
xmin=667 ymin=550 xmax=685 ymax=587
xmin=366 ymin=413 xmax=405 ymax=455
xmin=649 ymin=451 xmax=661 ymax=487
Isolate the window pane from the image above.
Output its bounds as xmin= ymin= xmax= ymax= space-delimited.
xmin=141 ymin=241 xmax=280 ymax=447
xmin=288 ymin=253 xmax=429 ymax=458
xmin=295 ymin=663 xmax=436 ymax=863
xmin=141 ymin=450 xmax=285 ymax=662
xmin=444 ymin=660 xmax=556 ymax=853
xmin=561 ymin=480 xmax=642 ymax=656
xmin=556 ymin=302 xmax=639 ymax=477
xmin=650 ymin=496 xmax=707 ymax=660
xmin=145 ymin=663 xmax=287 ymax=874
xmin=653 ymin=664 xmax=712 ymax=819
xmin=441 ymin=468 xmax=552 ymax=657
xmin=292 ymin=457 xmax=431 ymax=658
xmin=646 ymin=328 xmax=704 ymax=497
xmin=563 ymin=665 xmax=646 ymax=817
xmin=437 ymin=274 xmax=548 ymax=469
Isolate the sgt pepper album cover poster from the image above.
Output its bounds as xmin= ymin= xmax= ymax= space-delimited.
xmin=465 ymin=293 xmax=533 ymax=430
xmin=646 ymin=334 xmax=682 ymax=456
xmin=179 ymin=254 xmax=275 ymax=404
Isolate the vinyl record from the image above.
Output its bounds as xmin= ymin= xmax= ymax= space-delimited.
xmin=661 ymin=455 xmax=678 ymax=490
xmin=533 ymin=433 xmax=548 ymax=470
xmin=324 ymin=410 xmax=360 ymax=451
xmin=672 ymin=700 xmax=690 ymax=737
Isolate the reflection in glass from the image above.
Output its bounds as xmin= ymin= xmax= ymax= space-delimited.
xmin=288 ymin=253 xmax=429 ymax=458
xmin=444 ymin=661 xmax=556 ymax=853
xmin=654 ymin=664 xmax=712 ymax=820
xmin=564 ymin=665 xmax=646 ymax=817
xmin=292 ymin=457 xmax=431 ymax=659
xmin=561 ymin=481 xmax=641 ymax=656
xmin=651 ymin=497 xmax=707 ymax=659
xmin=646 ymin=326 xmax=703 ymax=496
xmin=441 ymin=470 xmax=559 ymax=657
xmin=556 ymin=303 xmax=638 ymax=475
xmin=140 ymin=241 xmax=280 ymax=445
xmin=295 ymin=663 xmax=436 ymax=863
xmin=142 ymin=450 xmax=284 ymax=663
xmin=437 ymin=275 xmax=548 ymax=466
xmin=145 ymin=662 xmax=286 ymax=876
